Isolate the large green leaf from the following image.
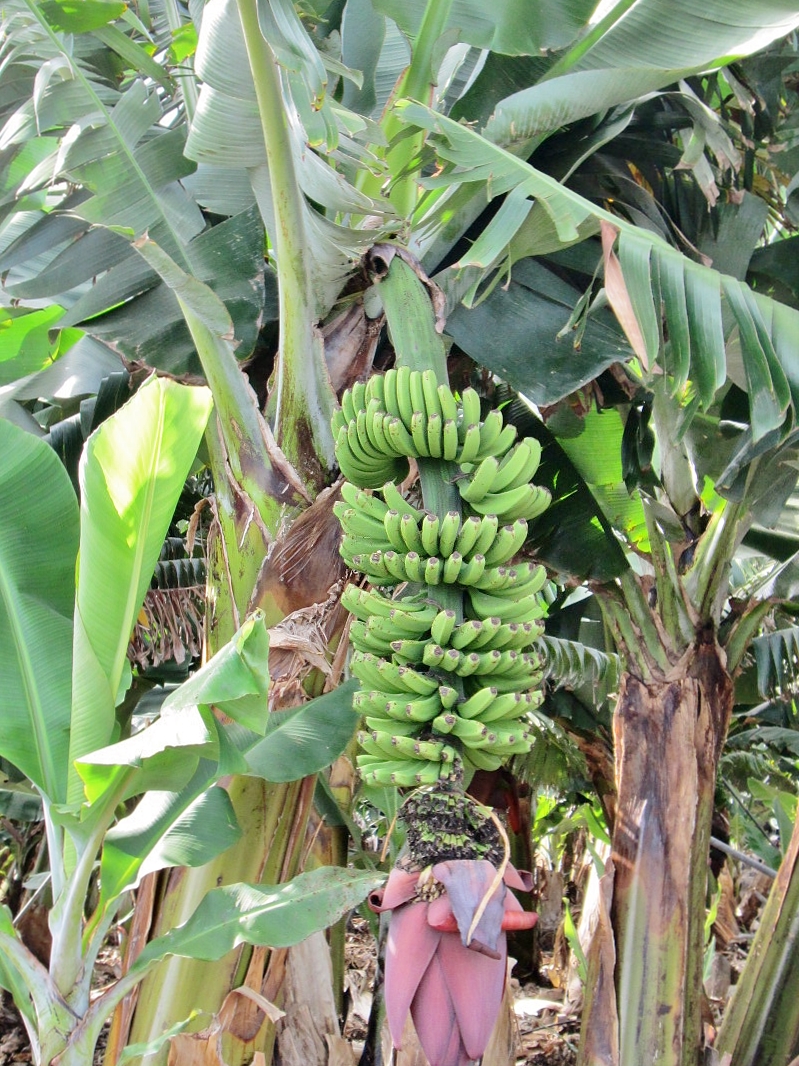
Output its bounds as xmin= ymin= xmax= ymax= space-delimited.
xmin=244 ymin=679 xmax=361 ymax=781
xmin=99 ymin=782 xmax=242 ymax=906
xmin=0 ymin=421 xmax=77 ymax=802
xmin=0 ymin=305 xmax=65 ymax=385
xmin=67 ymin=378 xmax=213 ymax=807
xmin=439 ymin=257 xmax=630 ymax=406
xmin=402 ymin=101 xmax=799 ymax=445
xmin=186 ymin=0 xmax=392 ymax=318
xmin=162 ymin=612 xmax=272 ymax=734
xmin=564 ymin=0 xmax=799 ymax=74
xmin=0 ymin=5 xmax=268 ymax=379
xmin=132 ymin=866 xmax=384 ymax=970
xmin=502 ymin=395 xmax=630 ymax=580
xmin=373 ymin=0 xmax=599 ymax=57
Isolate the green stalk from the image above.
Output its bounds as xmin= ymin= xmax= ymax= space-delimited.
xmin=50 ymin=770 xmax=134 ymax=1010
xmin=724 ymin=599 xmax=773 ymax=675
xmin=716 ymin=811 xmax=799 ymax=1065
xmin=619 ymin=571 xmax=671 ymax=672
xmin=236 ymin=0 xmax=336 ymax=487
xmin=123 ymin=777 xmax=311 ymax=1066
xmin=687 ymin=498 xmax=746 ymax=624
xmin=541 ymin=0 xmax=641 ymax=82
xmin=641 ymin=501 xmax=694 ymax=649
xmin=375 ymin=252 xmax=462 ymax=615
xmin=360 ymin=0 xmax=454 ymax=217
xmin=177 ymin=303 xmax=290 ymax=531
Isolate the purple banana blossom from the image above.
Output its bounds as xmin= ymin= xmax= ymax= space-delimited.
xmin=369 ymin=859 xmax=537 ymax=1066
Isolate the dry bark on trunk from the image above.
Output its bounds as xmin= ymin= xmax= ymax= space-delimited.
xmin=578 ymin=629 xmax=733 ymax=1066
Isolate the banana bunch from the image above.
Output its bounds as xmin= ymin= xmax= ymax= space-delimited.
xmin=333 ymin=370 xmax=551 ymax=787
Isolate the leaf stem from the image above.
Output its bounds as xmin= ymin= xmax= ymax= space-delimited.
xmin=541 ymin=0 xmax=641 ymax=81
xmin=236 ymin=0 xmax=336 ymax=486
xmin=375 ymin=253 xmax=462 ymax=615
xmin=50 ymin=769 xmax=134 ymax=1009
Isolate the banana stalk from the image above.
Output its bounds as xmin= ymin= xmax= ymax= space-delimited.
xmin=333 ymin=251 xmax=551 ymax=786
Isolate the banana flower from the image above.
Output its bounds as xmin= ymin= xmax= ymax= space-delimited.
xmin=369 ymin=858 xmax=537 ymax=1066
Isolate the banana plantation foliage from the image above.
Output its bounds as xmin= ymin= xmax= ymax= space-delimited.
xmin=2 ymin=2 xmax=799 ymax=1066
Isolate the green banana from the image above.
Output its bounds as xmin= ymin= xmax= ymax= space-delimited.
xmin=463 ymin=748 xmax=504 ymax=772
xmin=395 ymin=366 xmax=415 ymax=426
xmin=421 ymin=370 xmax=442 ymax=420
xmin=437 ymin=510 xmax=461 ymax=557
xmin=431 ymin=609 xmax=457 ymax=645
xmin=448 ymin=715 xmax=489 ymax=744
xmin=465 ymin=616 xmax=505 ymax=649
xmin=442 ymin=419 xmax=459 ymax=461
xmin=365 ymin=373 xmax=385 ymax=408
xmin=334 ymin=504 xmax=391 ymax=543
xmin=383 ymin=510 xmax=407 ymax=553
xmin=341 ymin=587 xmax=394 ymax=622
xmin=386 ymin=604 xmax=438 ymax=635
xmin=423 ymin=556 xmax=442 ymax=585
xmin=437 ymin=382 xmax=459 ymax=425
xmin=472 ymin=409 xmax=505 ymax=456
xmin=460 ymin=387 xmax=482 ymax=428
xmin=426 ymin=412 xmax=444 ymax=459
xmin=410 ymin=411 xmax=431 ymax=457
xmin=472 ymin=514 xmax=500 ymax=557
xmin=475 ymin=691 xmax=536 ymax=724
xmin=381 ymin=480 xmax=424 ymax=520
xmin=467 ymin=586 xmax=547 ymax=624
xmin=351 ymin=381 xmax=367 ymax=414
xmin=455 ymin=686 xmax=498 ymax=720
xmin=377 ymin=660 xmax=440 ymax=696
xmin=400 ymin=513 xmax=425 ymax=554
xmin=340 ymin=386 xmax=358 ymax=426
xmin=420 ymin=512 xmax=440 ymax=556
xmin=459 ymin=456 xmax=501 ymax=503
xmin=385 ymin=415 xmax=418 ymax=457
xmin=409 ymin=370 xmax=427 ymax=419
xmin=467 ymin=483 xmax=552 ymax=524
xmin=358 ymin=730 xmax=403 ymax=760
xmin=475 ymin=419 xmax=517 ymax=461
xmin=458 ymin=553 xmax=486 ymax=586
xmin=493 ymin=438 xmax=542 ymax=492
xmin=450 ymin=618 xmax=487 ymax=650
xmin=471 ymin=565 xmax=514 ymax=593
xmin=454 ymin=652 xmax=481 ymax=677
xmin=402 ymin=550 xmax=425 ymax=584
xmin=482 ymin=519 xmax=529 ymax=566
xmin=454 ymin=514 xmax=483 ymax=557
xmin=432 ymin=712 xmax=456 ymax=734
xmin=340 ymin=482 xmax=389 ymax=522
xmin=438 ymin=685 xmax=459 ymax=709
xmin=336 ymin=429 xmax=395 ymax=489
xmin=383 ymin=368 xmax=400 ymax=418
xmin=390 ymin=638 xmax=429 ymax=664
xmin=442 ymin=552 xmax=463 ymax=584
xmin=457 ymin=422 xmax=482 ymax=464
xmin=388 ymin=692 xmax=443 ymax=722
xmin=382 ymin=550 xmax=410 ymax=583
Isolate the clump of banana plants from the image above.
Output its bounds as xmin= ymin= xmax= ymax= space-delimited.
xmin=332 ymin=367 xmax=551 ymax=788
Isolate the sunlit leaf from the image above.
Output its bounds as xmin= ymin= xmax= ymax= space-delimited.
xmin=133 ymin=866 xmax=385 ymax=969
xmin=0 ymin=421 xmax=77 ymax=802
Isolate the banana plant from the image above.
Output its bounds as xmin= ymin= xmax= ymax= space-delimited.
xmin=0 ymin=378 xmax=378 ymax=1065
xmin=4 ymin=1 xmax=799 ymax=1065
